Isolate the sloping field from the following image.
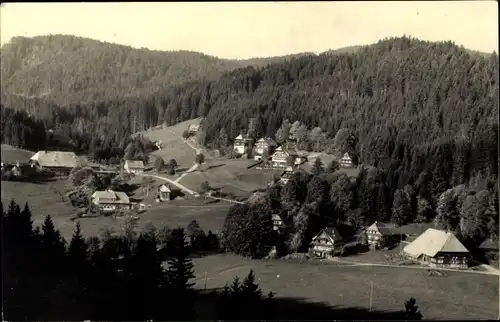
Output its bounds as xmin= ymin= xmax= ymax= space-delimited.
xmin=179 ymin=159 xmax=280 ymax=199
xmin=1 ymin=144 xmax=34 ymax=164
xmin=1 ymin=179 xmax=231 ymax=240
xmin=137 ymin=118 xmax=204 ymax=168
xmin=193 ymin=254 xmax=499 ymax=320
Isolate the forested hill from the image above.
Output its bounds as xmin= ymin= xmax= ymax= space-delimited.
xmin=0 ymin=35 xmax=239 ymax=104
xmin=0 ymin=35 xmax=317 ymax=105
xmin=2 ymin=37 xmax=498 ymax=191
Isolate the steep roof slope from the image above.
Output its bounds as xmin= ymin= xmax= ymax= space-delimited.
xmin=403 ymin=228 xmax=470 ymax=258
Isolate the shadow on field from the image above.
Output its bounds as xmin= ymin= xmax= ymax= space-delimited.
xmin=195 ymin=289 xmax=406 ymax=320
xmin=205 ymin=163 xmax=225 ymax=171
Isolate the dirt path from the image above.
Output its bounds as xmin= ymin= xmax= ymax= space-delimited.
xmin=162 ymin=130 xmax=245 ymax=205
xmin=174 ymin=163 xmax=199 ymax=183
xmin=142 ymin=173 xmax=199 ymax=196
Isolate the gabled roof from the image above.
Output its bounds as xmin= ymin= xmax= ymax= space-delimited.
xmin=124 ymin=160 xmax=144 ymax=169
xmin=366 ymin=221 xmax=397 ymax=236
xmin=30 ymin=151 xmax=80 ymax=168
xmin=403 ymin=228 xmax=470 ymax=258
xmin=312 ymin=227 xmax=343 ymax=244
xmin=479 ymin=238 xmax=499 ymax=250
xmin=159 ymin=184 xmax=171 ymax=192
xmin=257 ymin=137 xmax=278 ymax=147
xmin=235 ymin=133 xmax=253 ymax=141
xmin=272 ymin=214 xmax=282 ymax=221
xmin=273 ymin=146 xmax=298 ymax=157
xmin=92 ymin=190 xmax=130 ymax=204
xmin=341 ymin=152 xmax=351 ymax=160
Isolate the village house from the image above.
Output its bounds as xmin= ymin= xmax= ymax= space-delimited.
xmin=340 ymin=152 xmax=353 ymax=168
xmin=29 ymin=151 xmax=80 ymax=175
xmin=255 ymin=137 xmax=278 ymax=155
xmin=188 ymin=124 xmax=200 ymax=135
xmin=157 ymin=184 xmax=171 ymax=201
xmin=272 ymin=213 xmax=284 ymax=232
xmin=402 ymin=228 xmax=471 ymax=269
xmin=271 ymin=146 xmax=307 ymax=169
xmin=309 ymin=227 xmax=344 ymax=259
xmin=279 ymin=166 xmax=295 ymax=185
xmin=365 ymin=221 xmax=400 ymax=249
xmin=233 ymin=134 xmax=254 ymax=155
xmin=91 ymin=189 xmax=132 ymax=212
xmin=124 ymin=160 xmax=145 ymax=175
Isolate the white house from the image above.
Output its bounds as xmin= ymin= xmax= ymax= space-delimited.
xmin=272 ymin=214 xmax=284 ymax=232
xmin=124 ymin=160 xmax=145 ymax=174
xmin=91 ymin=190 xmax=132 ymax=212
xmin=255 ymin=137 xmax=278 ymax=155
xmin=271 ymin=146 xmax=306 ymax=169
xmin=233 ymin=134 xmax=254 ymax=154
xmin=279 ymin=166 xmax=295 ymax=185
xmin=340 ymin=152 xmax=353 ymax=168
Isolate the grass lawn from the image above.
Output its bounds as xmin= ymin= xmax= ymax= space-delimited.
xmin=180 ymin=159 xmax=279 ymax=199
xmin=1 ymin=179 xmax=231 ymax=240
xmin=1 ymin=144 xmax=34 ymax=164
xmin=192 ymin=254 xmax=499 ymax=320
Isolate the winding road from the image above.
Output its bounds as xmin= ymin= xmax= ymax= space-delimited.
xmin=145 ymin=129 xmax=245 ymax=204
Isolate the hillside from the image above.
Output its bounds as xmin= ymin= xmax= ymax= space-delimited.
xmin=0 ymin=35 xmax=244 ymax=104
xmin=1 ymin=36 xmax=498 ymax=200
xmin=0 ymin=35 xmax=338 ymax=105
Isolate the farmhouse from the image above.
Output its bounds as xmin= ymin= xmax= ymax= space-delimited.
xmin=158 ymin=184 xmax=171 ymax=201
xmin=233 ymin=134 xmax=254 ymax=154
xmin=188 ymin=124 xmax=200 ymax=135
xmin=402 ymin=228 xmax=471 ymax=268
xmin=91 ymin=190 xmax=132 ymax=212
xmin=124 ymin=160 xmax=145 ymax=175
xmin=29 ymin=150 xmax=80 ymax=175
xmin=340 ymin=152 xmax=353 ymax=168
xmin=272 ymin=213 xmax=284 ymax=232
xmin=365 ymin=221 xmax=400 ymax=249
xmin=279 ymin=166 xmax=295 ymax=184
xmin=309 ymin=227 xmax=344 ymax=259
xmin=478 ymin=238 xmax=499 ymax=252
xmin=255 ymin=137 xmax=278 ymax=155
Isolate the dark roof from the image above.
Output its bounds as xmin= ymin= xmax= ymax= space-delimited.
xmin=366 ymin=221 xmax=397 ymax=236
xmin=479 ymin=238 xmax=499 ymax=250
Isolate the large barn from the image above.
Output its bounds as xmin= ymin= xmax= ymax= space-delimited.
xmin=29 ymin=151 xmax=80 ymax=175
xmin=402 ymin=228 xmax=471 ymax=269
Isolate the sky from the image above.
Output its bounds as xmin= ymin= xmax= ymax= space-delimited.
xmin=0 ymin=1 xmax=498 ymax=59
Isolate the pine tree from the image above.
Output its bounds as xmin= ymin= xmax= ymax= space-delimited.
xmin=326 ymin=159 xmax=340 ymax=173
xmin=311 ymin=157 xmax=324 ymax=176
xmin=240 ymin=270 xmax=263 ymax=318
xmin=41 ymin=215 xmax=67 ymax=275
xmin=167 ymin=228 xmax=196 ymax=320
xmin=402 ymin=297 xmax=423 ymax=320
xmin=68 ymin=222 xmax=89 ymax=272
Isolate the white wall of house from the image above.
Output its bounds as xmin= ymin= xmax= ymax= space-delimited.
xmin=234 ymin=144 xmax=246 ymax=154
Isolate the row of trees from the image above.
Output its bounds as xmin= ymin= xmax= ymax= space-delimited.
xmin=221 ymin=159 xmax=498 ymax=259
xmin=1 ymin=199 xmax=424 ymax=320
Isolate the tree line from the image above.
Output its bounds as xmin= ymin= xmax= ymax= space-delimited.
xmin=221 ymin=159 xmax=498 ymax=259
xmin=2 ymin=199 xmax=424 ymax=320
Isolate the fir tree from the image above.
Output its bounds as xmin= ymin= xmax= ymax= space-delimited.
xmin=166 ymin=228 xmax=196 ymax=320
xmin=402 ymin=297 xmax=423 ymax=320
